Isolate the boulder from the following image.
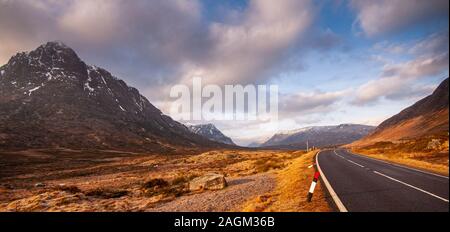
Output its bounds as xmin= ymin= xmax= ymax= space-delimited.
xmin=427 ymin=139 xmax=441 ymax=150
xmin=34 ymin=183 xmax=46 ymax=188
xmin=189 ymin=173 xmax=227 ymax=191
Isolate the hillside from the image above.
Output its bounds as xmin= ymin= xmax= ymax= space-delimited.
xmin=350 ymin=78 xmax=449 ymax=174
xmin=353 ymin=78 xmax=449 ymax=146
xmin=0 ymin=42 xmax=220 ymax=152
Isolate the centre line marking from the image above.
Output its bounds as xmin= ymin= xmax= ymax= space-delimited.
xmin=347 ymin=159 xmax=365 ymax=168
xmin=333 ymin=150 xmax=345 ymax=159
xmin=373 ymin=171 xmax=449 ymax=203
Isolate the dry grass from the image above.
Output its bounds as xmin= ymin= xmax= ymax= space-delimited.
xmin=0 ymin=149 xmax=312 ymax=212
xmin=241 ymin=151 xmax=332 ymax=212
xmin=352 ymin=109 xmax=449 ymax=147
xmin=141 ymin=178 xmax=188 ymax=198
xmin=348 ymin=108 xmax=448 ymax=176
xmin=351 ymin=136 xmax=449 ymax=175
xmin=142 ymin=178 xmax=170 ymax=189
xmin=85 ymin=188 xmax=129 ymax=199
xmin=53 ymin=185 xmax=82 ymax=194
xmin=352 ymin=147 xmax=449 ymax=176
xmin=253 ymin=157 xmax=287 ymax=173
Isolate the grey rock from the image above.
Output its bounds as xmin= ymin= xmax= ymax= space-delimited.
xmin=189 ymin=173 xmax=227 ymax=191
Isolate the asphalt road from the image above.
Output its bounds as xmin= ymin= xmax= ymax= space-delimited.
xmin=317 ymin=149 xmax=449 ymax=212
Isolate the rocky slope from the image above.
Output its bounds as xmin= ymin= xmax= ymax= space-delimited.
xmin=352 ymin=78 xmax=449 ymax=146
xmin=187 ymin=124 xmax=235 ymax=145
xmin=261 ymin=124 xmax=375 ymax=149
xmin=0 ymin=41 xmax=220 ymax=152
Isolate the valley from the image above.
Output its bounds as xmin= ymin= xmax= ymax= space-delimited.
xmin=0 ymin=42 xmax=447 ymax=212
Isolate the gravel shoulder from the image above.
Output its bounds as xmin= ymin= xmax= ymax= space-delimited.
xmin=147 ymin=173 xmax=275 ymax=212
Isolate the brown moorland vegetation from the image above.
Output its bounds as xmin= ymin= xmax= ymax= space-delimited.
xmin=351 ymin=136 xmax=449 ymax=175
xmin=0 ymin=149 xmax=331 ymax=212
xmin=241 ymin=151 xmax=332 ymax=212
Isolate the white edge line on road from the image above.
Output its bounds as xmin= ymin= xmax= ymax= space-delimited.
xmin=373 ymin=171 xmax=449 ymax=203
xmin=347 ymin=159 xmax=365 ymax=168
xmin=346 ymin=150 xmax=449 ymax=179
xmin=316 ymin=151 xmax=348 ymax=212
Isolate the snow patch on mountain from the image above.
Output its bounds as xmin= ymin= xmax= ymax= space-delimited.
xmin=0 ymin=41 xmax=223 ymax=151
xmin=27 ymin=85 xmax=43 ymax=96
xmin=262 ymin=124 xmax=375 ymax=148
xmin=187 ymin=123 xmax=236 ymax=145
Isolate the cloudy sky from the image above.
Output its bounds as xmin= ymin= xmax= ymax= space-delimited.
xmin=0 ymin=0 xmax=449 ymax=146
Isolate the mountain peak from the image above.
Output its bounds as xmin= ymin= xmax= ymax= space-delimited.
xmin=41 ymin=41 xmax=71 ymax=50
xmin=33 ymin=41 xmax=80 ymax=61
xmin=2 ymin=41 xmax=85 ymax=78
xmin=1 ymin=42 xmax=220 ymax=151
xmin=187 ymin=123 xmax=236 ymax=145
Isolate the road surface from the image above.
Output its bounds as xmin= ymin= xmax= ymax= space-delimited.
xmin=317 ymin=149 xmax=449 ymax=212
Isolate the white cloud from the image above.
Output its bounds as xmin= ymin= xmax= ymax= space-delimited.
xmin=59 ymin=0 xmax=122 ymax=43
xmin=408 ymin=31 xmax=449 ymax=56
xmin=0 ymin=0 xmax=57 ymax=62
xmin=351 ymin=0 xmax=449 ymax=37
xmin=179 ymin=0 xmax=315 ymax=85
xmin=2 ymin=0 xmax=446 ymax=145
xmin=373 ymin=31 xmax=449 ymax=56
xmin=353 ymin=30 xmax=449 ymax=106
xmin=0 ymin=0 xmax=316 ymax=98
xmin=280 ymin=89 xmax=349 ymax=115
xmin=353 ymin=53 xmax=449 ymax=105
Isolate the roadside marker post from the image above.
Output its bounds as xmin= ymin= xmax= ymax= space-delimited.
xmin=307 ymin=171 xmax=320 ymax=202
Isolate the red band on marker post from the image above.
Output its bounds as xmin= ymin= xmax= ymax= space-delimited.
xmin=314 ymin=171 xmax=320 ymax=180
xmin=307 ymin=171 xmax=320 ymax=202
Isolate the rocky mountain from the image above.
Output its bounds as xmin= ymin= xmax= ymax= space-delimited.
xmin=261 ymin=124 xmax=375 ymax=149
xmin=0 ymin=41 xmax=221 ymax=152
xmin=187 ymin=123 xmax=236 ymax=145
xmin=352 ymin=78 xmax=449 ymax=146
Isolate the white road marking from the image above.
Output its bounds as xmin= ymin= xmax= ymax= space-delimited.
xmin=373 ymin=171 xmax=449 ymax=203
xmin=333 ymin=150 xmax=345 ymax=159
xmin=335 ymin=150 xmax=365 ymax=168
xmin=316 ymin=151 xmax=348 ymax=212
xmin=346 ymin=150 xmax=449 ymax=179
xmin=347 ymin=159 xmax=365 ymax=168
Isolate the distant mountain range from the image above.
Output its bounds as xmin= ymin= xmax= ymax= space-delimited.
xmin=0 ymin=41 xmax=222 ymax=152
xmin=352 ymin=78 xmax=449 ymax=146
xmin=187 ymin=123 xmax=236 ymax=145
xmin=260 ymin=124 xmax=375 ymax=149
xmin=247 ymin=142 xmax=262 ymax=148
